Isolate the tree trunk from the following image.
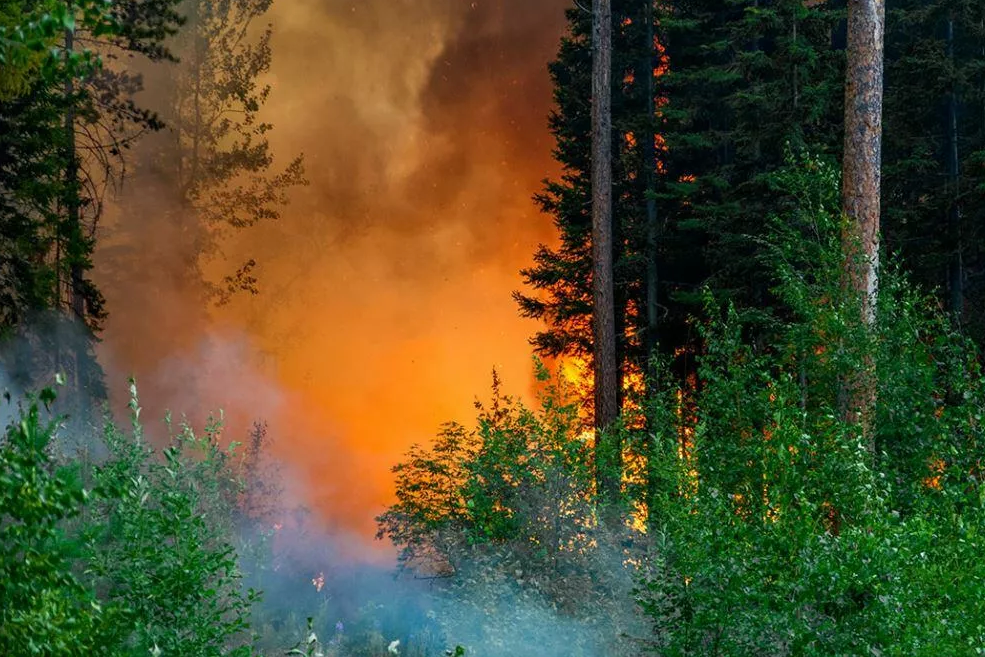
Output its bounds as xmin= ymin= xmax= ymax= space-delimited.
xmin=842 ymin=0 xmax=884 ymax=326
xmin=643 ymin=0 xmax=659 ymax=373
xmin=63 ymin=14 xmax=95 ymax=399
xmin=640 ymin=0 xmax=661 ymax=532
xmin=64 ymin=24 xmax=85 ymax=322
xmin=592 ymin=0 xmax=620 ymax=505
xmin=191 ymin=0 xmax=203 ymax=191
xmin=841 ymin=0 xmax=885 ymax=449
xmin=946 ymin=13 xmax=963 ymax=321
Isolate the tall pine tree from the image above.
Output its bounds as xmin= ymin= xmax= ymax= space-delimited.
xmin=516 ymin=0 xmax=689 ymax=414
xmin=883 ymin=0 xmax=985 ymax=339
xmin=518 ymin=0 xmax=846 ymax=404
xmin=655 ymin=0 xmax=845 ymax=331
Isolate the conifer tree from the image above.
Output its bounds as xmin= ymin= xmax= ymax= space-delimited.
xmin=655 ymin=0 xmax=844 ymax=330
xmin=518 ymin=0 xmax=846 ymax=408
xmin=0 ymin=0 xmax=183 ymax=405
xmin=516 ymin=0 xmax=688 ymax=402
xmin=883 ymin=0 xmax=985 ymax=338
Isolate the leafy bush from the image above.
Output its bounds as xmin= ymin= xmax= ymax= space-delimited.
xmin=0 ymin=382 xmax=262 ymax=656
xmin=377 ymin=366 xmax=594 ymax=575
xmin=638 ymin=154 xmax=985 ymax=656
xmin=0 ymin=387 xmax=112 ymax=655
xmin=85 ymin=384 xmax=260 ymax=656
xmin=377 ymin=367 xmax=647 ymax=656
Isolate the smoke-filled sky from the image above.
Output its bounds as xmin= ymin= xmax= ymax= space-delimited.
xmin=95 ymin=0 xmax=570 ymax=556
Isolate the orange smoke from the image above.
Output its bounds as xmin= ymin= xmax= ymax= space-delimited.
xmin=94 ymin=0 xmax=571 ymax=553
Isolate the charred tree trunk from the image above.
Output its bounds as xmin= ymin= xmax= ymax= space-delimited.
xmin=841 ymin=0 xmax=885 ymax=451
xmin=592 ymin=0 xmax=620 ymax=507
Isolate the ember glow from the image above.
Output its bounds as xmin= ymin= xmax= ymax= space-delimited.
xmin=94 ymin=0 xmax=570 ymax=552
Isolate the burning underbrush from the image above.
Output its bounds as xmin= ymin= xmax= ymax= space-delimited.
xmin=8 ymin=231 xmax=985 ymax=655
xmin=0 ymin=366 xmax=647 ymax=657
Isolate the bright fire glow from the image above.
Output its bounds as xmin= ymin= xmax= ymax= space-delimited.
xmin=95 ymin=0 xmax=573 ymax=553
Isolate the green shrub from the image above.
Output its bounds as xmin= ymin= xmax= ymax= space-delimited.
xmin=377 ymin=365 xmax=593 ymax=574
xmin=638 ymin=154 xmax=985 ymax=656
xmin=85 ymin=383 xmax=260 ymax=656
xmin=0 ymin=387 xmax=112 ymax=656
xmin=377 ymin=366 xmax=645 ymax=656
xmin=0 ymin=382 xmax=262 ymax=656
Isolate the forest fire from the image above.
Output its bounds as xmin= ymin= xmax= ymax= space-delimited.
xmin=5 ymin=0 xmax=985 ymax=653
xmin=92 ymin=0 xmax=572 ymax=546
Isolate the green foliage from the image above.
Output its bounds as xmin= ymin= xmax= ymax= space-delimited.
xmin=0 ymin=0 xmax=183 ymax=396
xmin=0 ymin=0 xmax=115 ymax=342
xmin=0 ymin=383 xmax=262 ymax=656
xmin=638 ymin=155 xmax=985 ymax=656
xmin=0 ymin=1 xmax=115 ymax=96
xmin=0 ymin=0 xmax=187 ymax=387
xmin=86 ymin=383 xmax=260 ymax=656
xmin=0 ymin=389 xmax=111 ymax=655
xmin=283 ymin=618 xmax=321 ymax=657
xmin=0 ymin=87 xmax=70 ymax=332
xmin=377 ymin=366 xmax=592 ymax=572
xmin=655 ymin=0 xmax=845 ymax=332
xmin=377 ymin=365 xmax=646 ymax=656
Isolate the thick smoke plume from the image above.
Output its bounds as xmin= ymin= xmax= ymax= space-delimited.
xmin=93 ymin=0 xmax=570 ymax=544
